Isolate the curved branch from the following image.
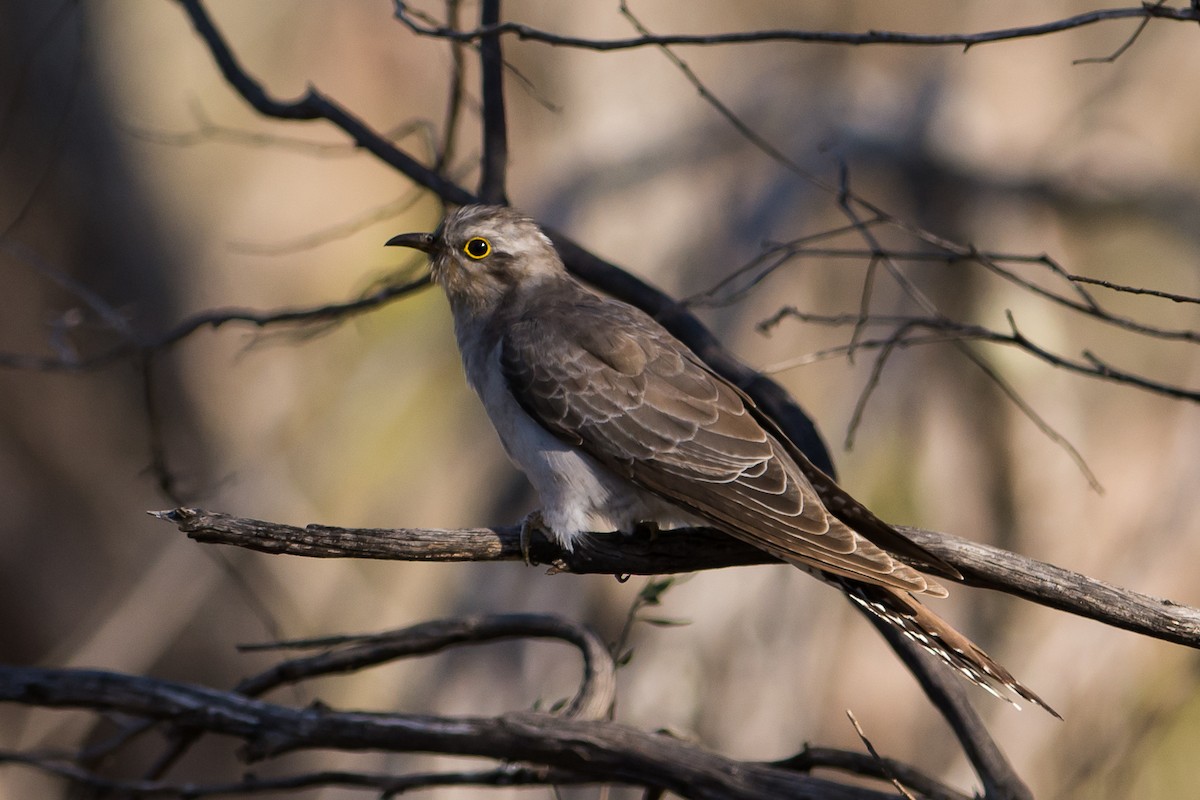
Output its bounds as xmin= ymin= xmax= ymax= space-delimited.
xmin=174 ymin=0 xmax=473 ymax=206
xmin=151 ymin=508 xmax=1200 ymax=650
xmin=235 ymin=614 xmax=615 ymax=721
xmin=0 ymin=274 xmax=433 ymax=373
xmin=129 ymin=614 xmax=613 ymax=781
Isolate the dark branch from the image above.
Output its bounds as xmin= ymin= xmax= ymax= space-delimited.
xmin=0 ymin=275 xmax=433 ymax=372
xmin=0 ymin=666 xmax=904 ymax=800
xmin=2 ymin=751 xmax=596 ymax=797
xmin=175 ymin=0 xmax=474 ymax=205
xmin=1066 ymin=274 xmax=1200 ymax=305
xmin=151 ymin=508 xmax=1200 ymax=651
xmin=235 ymin=615 xmax=615 ymax=721
xmin=774 ymin=746 xmax=972 ymax=800
xmin=757 ymin=308 xmax=1199 ymax=403
xmin=477 ymin=0 xmax=509 ymax=204
xmin=134 ymin=614 xmax=615 ymax=781
xmin=392 ymin=4 xmax=1200 ymax=52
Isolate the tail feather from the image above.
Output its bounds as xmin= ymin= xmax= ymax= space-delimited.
xmin=834 ymin=577 xmax=1060 ymax=718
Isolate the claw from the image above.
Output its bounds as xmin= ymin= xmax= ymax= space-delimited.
xmin=519 ymin=510 xmax=546 ymax=566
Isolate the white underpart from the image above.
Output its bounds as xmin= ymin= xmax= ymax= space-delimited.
xmin=454 ymin=321 xmax=696 ymax=548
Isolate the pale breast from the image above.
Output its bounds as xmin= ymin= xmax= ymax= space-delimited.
xmin=454 ymin=322 xmax=692 ymax=546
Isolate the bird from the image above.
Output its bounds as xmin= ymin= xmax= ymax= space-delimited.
xmin=386 ymin=204 xmax=1057 ymax=716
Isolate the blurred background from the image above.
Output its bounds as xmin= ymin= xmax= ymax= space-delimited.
xmin=2 ymin=1 xmax=1199 ymax=797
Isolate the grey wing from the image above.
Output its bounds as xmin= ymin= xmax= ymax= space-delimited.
xmin=499 ymin=293 xmax=944 ymax=597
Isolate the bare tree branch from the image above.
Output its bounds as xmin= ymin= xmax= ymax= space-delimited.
xmin=0 ymin=274 xmax=433 ymax=373
xmin=477 ymin=0 xmax=509 ymax=204
xmin=129 ymin=614 xmax=615 ymax=781
xmin=757 ymin=308 xmax=1199 ymax=403
xmin=174 ymin=0 xmax=474 ymax=206
xmin=392 ymin=3 xmax=1200 ymax=52
xmin=236 ymin=615 xmax=616 ymax=721
xmin=774 ymin=746 xmax=972 ymax=800
xmin=0 ymin=752 xmax=601 ymax=798
xmin=151 ymin=508 xmax=1200 ymax=651
xmin=1073 ymin=0 xmax=1162 ymax=63
xmin=0 ymin=665 xmax=910 ymax=800
xmin=434 ymin=0 xmax=466 ymax=171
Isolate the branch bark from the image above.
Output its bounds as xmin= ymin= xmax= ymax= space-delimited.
xmin=0 ymin=665 xmax=906 ymax=800
xmin=151 ymin=508 xmax=1200 ymax=650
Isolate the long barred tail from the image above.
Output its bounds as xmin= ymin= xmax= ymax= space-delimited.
xmin=832 ymin=576 xmax=1060 ymax=718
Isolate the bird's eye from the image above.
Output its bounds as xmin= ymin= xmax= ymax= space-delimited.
xmin=463 ymin=237 xmax=492 ymax=260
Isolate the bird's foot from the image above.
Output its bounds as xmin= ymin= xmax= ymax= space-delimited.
xmin=519 ymin=510 xmax=547 ymax=566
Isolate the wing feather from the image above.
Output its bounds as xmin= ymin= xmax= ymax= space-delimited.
xmin=500 ymin=286 xmax=944 ymax=596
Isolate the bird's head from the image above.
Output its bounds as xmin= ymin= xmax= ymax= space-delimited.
xmin=386 ymin=204 xmax=563 ymax=315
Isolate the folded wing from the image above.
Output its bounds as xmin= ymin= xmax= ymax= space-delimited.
xmin=500 ymin=288 xmax=945 ymax=597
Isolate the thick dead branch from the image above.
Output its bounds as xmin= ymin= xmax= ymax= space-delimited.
xmin=152 ymin=508 xmax=1200 ymax=650
xmin=0 ymin=753 xmax=595 ymax=797
xmin=0 ymin=665 xmax=908 ymax=800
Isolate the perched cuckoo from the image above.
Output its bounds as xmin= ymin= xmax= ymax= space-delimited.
xmin=387 ymin=204 xmax=1056 ymax=716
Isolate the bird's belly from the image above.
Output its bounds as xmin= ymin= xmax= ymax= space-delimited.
xmin=468 ymin=350 xmax=694 ymax=548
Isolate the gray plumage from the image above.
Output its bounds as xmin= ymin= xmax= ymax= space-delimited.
xmin=386 ymin=204 xmax=1056 ymax=716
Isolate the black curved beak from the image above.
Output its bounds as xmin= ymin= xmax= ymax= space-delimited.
xmin=385 ymin=232 xmax=437 ymax=253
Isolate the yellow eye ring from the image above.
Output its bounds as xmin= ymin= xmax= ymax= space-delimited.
xmin=463 ymin=237 xmax=492 ymax=260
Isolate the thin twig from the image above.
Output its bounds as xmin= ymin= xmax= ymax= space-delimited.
xmin=435 ymin=0 xmax=466 ymax=172
xmin=758 ymin=308 xmax=1199 ymax=404
xmin=125 ymin=100 xmax=439 ymax=157
xmin=1073 ymin=0 xmax=1163 ymax=64
xmin=236 ymin=615 xmax=615 ymax=721
xmin=0 ymin=275 xmax=433 ymax=373
xmin=391 ymin=3 xmax=1200 ymax=52
xmin=1067 ymin=274 xmax=1200 ymax=305
xmin=845 ymin=711 xmax=918 ymax=800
